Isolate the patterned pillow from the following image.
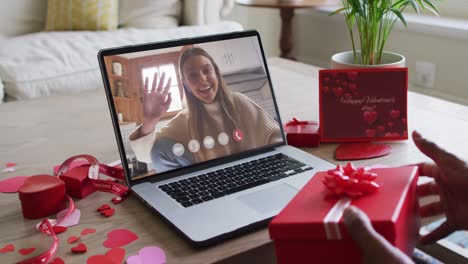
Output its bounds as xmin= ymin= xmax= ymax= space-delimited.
xmin=45 ymin=0 xmax=118 ymax=31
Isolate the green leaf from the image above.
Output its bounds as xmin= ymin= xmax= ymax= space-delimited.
xmin=409 ymin=0 xmax=420 ymax=15
xmin=329 ymin=7 xmax=347 ymax=16
xmin=422 ymin=0 xmax=440 ymax=16
xmin=391 ymin=8 xmax=407 ymax=27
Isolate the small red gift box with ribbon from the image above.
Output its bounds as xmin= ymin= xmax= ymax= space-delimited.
xmin=284 ymin=118 xmax=320 ymax=148
xmin=56 ymin=155 xmax=126 ymax=199
xmin=269 ymin=164 xmax=420 ymax=264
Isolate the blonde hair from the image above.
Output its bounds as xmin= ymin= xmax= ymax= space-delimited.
xmin=178 ymin=47 xmax=239 ymax=161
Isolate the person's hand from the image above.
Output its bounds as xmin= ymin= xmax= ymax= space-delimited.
xmin=141 ymin=72 xmax=172 ymax=135
xmin=343 ymin=206 xmax=414 ymax=264
xmin=413 ymin=130 xmax=468 ymax=244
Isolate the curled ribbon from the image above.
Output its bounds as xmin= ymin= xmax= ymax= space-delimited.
xmin=323 ymin=162 xmax=380 ymax=199
xmin=285 ymin=118 xmax=314 ymax=127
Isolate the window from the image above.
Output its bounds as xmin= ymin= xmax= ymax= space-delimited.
xmin=141 ymin=64 xmax=183 ymax=113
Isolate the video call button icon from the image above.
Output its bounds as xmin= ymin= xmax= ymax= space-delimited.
xmin=218 ymin=132 xmax=229 ymax=146
xmin=233 ymin=129 xmax=244 ymax=142
xmin=188 ymin=139 xmax=200 ymax=153
xmin=203 ymin=136 xmax=215 ymax=149
xmin=172 ymin=143 xmax=185 ymax=157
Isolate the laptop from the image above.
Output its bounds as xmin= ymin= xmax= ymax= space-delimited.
xmin=98 ymin=30 xmax=334 ymax=246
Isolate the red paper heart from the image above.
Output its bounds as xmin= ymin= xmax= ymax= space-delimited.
xmin=111 ymin=196 xmax=124 ymax=204
xmin=106 ymin=247 xmax=126 ymax=264
xmin=67 ymin=235 xmax=80 ymax=244
xmin=81 ymin=228 xmax=96 ymax=236
xmin=0 ymin=176 xmax=29 ymax=193
xmin=335 ymin=143 xmax=392 ymax=160
xmin=71 ymin=243 xmax=87 ymax=253
xmin=52 ymin=226 xmax=67 ymax=234
xmin=6 ymin=162 xmax=16 ymax=168
xmin=19 ymin=247 xmax=35 ymax=255
xmin=97 ymin=204 xmax=111 ymax=212
xmin=103 ymin=229 xmax=138 ymax=248
xmin=0 ymin=244 xmax=14 ymax=253
xmin=50 ymin=257 xmax=64 ymax=264
xmin=87 ymin=247 xmax=126 ymax=264
xmin=101 ymin=208 xmax=115 ymax=217
xmin=363 ymin=111 xmax=377 ymax=125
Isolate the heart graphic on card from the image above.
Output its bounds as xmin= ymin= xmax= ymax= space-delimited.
xmin=335 ymin=143 xmax=392 ymax=160
xmin=103 ymin=229 xmax=138 ymax=248
xmin=87 ymin=247 xmax=126 ymax=264
xmin=18 ymin=175 xmax=66 ymax=219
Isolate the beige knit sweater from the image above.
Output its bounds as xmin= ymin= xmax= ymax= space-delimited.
xmin=129 ymin=92 xmax=283 ymax=164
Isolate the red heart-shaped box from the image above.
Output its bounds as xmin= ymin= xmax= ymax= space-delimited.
xmin=59 ymin=165 xmax=96 ymax=199
xmin=18 ymin=175 xmax=66 ymax=219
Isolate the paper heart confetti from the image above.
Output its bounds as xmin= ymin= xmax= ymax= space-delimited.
xmin=111 ymin=196 xmax=124 ymax=204
xmin=0 ymin=244 xmax=15 ymax=253
xmin=0 ymin=176 xmax=29 ymax=193
xmin=97 ymin=204 xmax=111 ymax=212
xmin=71 ymin=243 xmax=87 ymax=253
xmin=103 ymin=229 xmax=138 ymax=248
xmin=52 ymin=226 xmax=68 ymax=234
xmin=67 ymin=236 xmax=80 ymax=244
xmin=38 ymin=208 xmax=81 ymax=229
xmin=18 ymin=247 xmax=35 ymax=255
xmin=87 ymin=247 xmax=126 ymax=264
xmin=2 ymin=162 xmax=17 ymax=172
xmin=81 ymin=228 xmax=96 ymax=236
xmin=127 ymin=246 xmax=166 ymax=264
xmin=50 ymin=257 xmax=65 ymax=264
xmin=100 ymin=208 xmax=115 ymax=217
xmin=335 ymin=143 xmax=392 ymax=160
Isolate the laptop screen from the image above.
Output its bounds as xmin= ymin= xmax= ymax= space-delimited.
xmin=101 ymin=34 xmax=284 ymax=180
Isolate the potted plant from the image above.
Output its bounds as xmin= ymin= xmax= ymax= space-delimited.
xmin=330 ymin=0 xmax=439 ymax=68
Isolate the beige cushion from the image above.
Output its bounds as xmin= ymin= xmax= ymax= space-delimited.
xmin=0 ymin=0 xmax=47 ymax=36
xmin=45 ymin=0 xmax=119 ymax=31
xmin=119 ymin=0 xmax=181 ymax=29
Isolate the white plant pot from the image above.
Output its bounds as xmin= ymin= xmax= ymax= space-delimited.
xmin=331 ymin=51 xmax=405 ymax=69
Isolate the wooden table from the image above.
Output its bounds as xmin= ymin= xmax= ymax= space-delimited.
xmin=235 ymin=0 xmax=339 ymax=60
xmin=1 ymin=58 xmax=466 ymax=263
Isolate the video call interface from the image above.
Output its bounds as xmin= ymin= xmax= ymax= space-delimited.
xmin=105 ymin=36 xmax=283 ymax=180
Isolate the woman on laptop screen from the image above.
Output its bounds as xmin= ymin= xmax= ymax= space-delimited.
xmin=129 ymin=47 xmax=282 ymax=174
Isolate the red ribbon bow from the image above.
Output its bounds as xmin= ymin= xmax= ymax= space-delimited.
xmin=323 ymin=163 xmax=380 ymax=199
xmin=285 ymin=118 xmax=313 ymax=127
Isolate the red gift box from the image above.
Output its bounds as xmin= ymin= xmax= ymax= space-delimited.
xmin=59 ymin=165 xmax=97 ymax=199
xmin=18 ymin=175 xmax=66 ymax=219
xmin=284 ymin=118 xmax=320 ymax=147
xmin=269 ymin=165 xmax=420 ymax=264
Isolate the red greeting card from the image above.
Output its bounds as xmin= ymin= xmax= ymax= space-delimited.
xmin=319 ymin=68 xmax=408 ymax=142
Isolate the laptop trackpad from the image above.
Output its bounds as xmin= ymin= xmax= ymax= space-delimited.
xmin=237 ymin=184 xmax=298 ymax=215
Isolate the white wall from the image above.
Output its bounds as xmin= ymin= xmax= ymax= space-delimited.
xmin=227 ymin=6 xmax=468 ymax=106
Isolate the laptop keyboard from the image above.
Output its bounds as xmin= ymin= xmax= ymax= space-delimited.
xmin=158 ymin=153 xmax=313 ymax=207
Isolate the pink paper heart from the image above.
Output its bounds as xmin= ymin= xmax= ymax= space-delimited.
xmin=55 ymin=208 xmax=81 ymax=227
xmin=127 ymin=246 xmax=166 ymax=264
xmin=0 ymin=176 xmax=29 ymax=193
xmin=103 ymin=229 xmax=138 ymax=248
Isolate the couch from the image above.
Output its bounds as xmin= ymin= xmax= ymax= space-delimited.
xmin=0 ymin=0 xmax=243 ymax=102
